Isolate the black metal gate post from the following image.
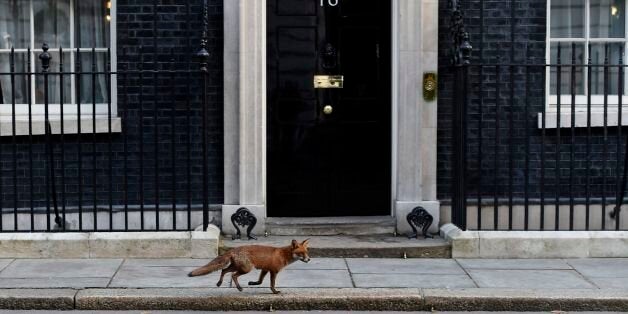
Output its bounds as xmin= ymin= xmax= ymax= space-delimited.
xmin=449 ymin=0 xmax=472 ymax=230
xmin=40 ymin=44 xmax=63 ymax=230
xmin=197 ymin=0 xmax=211 ymax=231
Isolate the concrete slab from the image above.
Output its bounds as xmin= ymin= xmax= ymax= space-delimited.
xmin=108 ymin=265 xmax=226 ymax=288
xmin=221 ymin=235 xmax=451 ymax=258
xmin=235 ymin=269 xmax=354 ymax=288
xmin=0 ymin=277 xmax=110 ymax=289
xmin=346 ymin=258 xmax=466 ymax=275
xmin=0 ymin=259 xmax=122 ymax=278
xmin=568 ymin=258 xmax=628 ymax=278
xmin=0 ymin=233 xmax=89 ymax=258
xmin=468 ymin=269 xmax=597 ymax=289
xmin=587 ymin=277 xmax=628 ymax=289
xmin=0 ymin=289 xmax=76 ymax=310
xmin=0 ymin=260 xmax=12 ymax=272
xmin=191 ymin=226 xmax=220 ymax=258
xmin=284 ymin=258 xmax=347 ymax=270
xmin=352 ymin=273 xmax=476 ymax=288
xmin=122 ymin=259 xmax=210 ymax=267
xmin=456 ymin=258 xmax=573 ymax=270
xmin=89 ymin=232 xmax=192 ymax=258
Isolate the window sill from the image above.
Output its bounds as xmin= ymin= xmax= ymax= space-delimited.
xmin=537 ymin=111 xmax=628 ymax=129
xmin=0 ymin=117 xmax=122 ymax=136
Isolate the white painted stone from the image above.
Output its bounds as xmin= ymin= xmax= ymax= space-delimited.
xmin=539 ymin=111 xmax=628 ymax=128
xmin=398 ymin=0 xmax=422 ymax=52
xmin=439 ymin=223 xmax=479 ymax=258
xmin=221 ymin=205 xmax=266 ymax=237
xmin=0 ymin=117 xmax=121 ymax=137
xmin=0 ymin=233 xmax=89 ymax=258
xmin=224 ymin=0 xmax=440 ymax=231
xmin=191 ymin=224 xmax=220 ymax=258
xmin=479 ymin=231 xmax=590 ymax=259
xmin=420 ymin=127 xmax=437 ymax=200
xmin=421 ymin=1 xmax=439 ymax=53
xmin=588 ymin=231 xmax=628 ymax=257
xmin=395 ymin=201 xmax=440 ymax=235
xmin=88 ymin=232 xmax=191 ymax=258
xmin=443 ymin=224 xmax=628 ymax=258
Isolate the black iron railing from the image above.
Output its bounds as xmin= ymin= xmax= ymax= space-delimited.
xmin=446 ymin=42 xmax=628 ymax=231
xmin=0 ymin=1 xmax=214 ymax=232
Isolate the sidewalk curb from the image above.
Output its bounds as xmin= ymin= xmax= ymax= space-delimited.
xmin=1 ymin=288 xmax=627 ymax=311
xmin=0 ymin=289 xmax=76 ymax=310
xmin=440 ymin=223 xmax=628 ymax=258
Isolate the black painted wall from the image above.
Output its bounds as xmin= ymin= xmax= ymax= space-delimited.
xmin=0 ymin=0 xmax=223 ymax=223
xmin=438 ymin=0 xmax=626 ymax=205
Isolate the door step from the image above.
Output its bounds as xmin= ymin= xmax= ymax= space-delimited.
xmin=265 ymin=216 xmax=396 ymax=236
xmin=220 ymin=235 xmax=451 ymax=258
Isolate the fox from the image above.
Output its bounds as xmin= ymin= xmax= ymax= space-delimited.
xmin=188 ymin=238 xmax=311 ymax=294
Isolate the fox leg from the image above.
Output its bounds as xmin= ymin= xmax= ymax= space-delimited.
xmin=216 ymin=264 xmax=236 ymax=287
xmin=270 ymin=271 xmax=280 ymax=294
xmin=231 ymin=270 xmax=250 ymax=291
xmin=248 ymin=270 xmax=268 ymax=286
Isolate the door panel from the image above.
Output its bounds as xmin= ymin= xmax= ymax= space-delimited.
xmin=268 ymin=0 xmax=391 ymax=217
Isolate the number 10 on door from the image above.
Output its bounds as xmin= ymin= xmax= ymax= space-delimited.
xmin=321 ymin=0 xmax=339 ymax=6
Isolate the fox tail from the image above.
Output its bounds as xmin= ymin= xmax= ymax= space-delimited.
xmin=187 ymin=253 xmax=231 ymax=277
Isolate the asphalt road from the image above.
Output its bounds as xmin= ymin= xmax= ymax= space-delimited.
xmin=0 ymin=311 xmax=622 ymax=314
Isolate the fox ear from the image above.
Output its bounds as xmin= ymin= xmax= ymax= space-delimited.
xmin=291 ymin=239 xmax=298 ymax=249
xmin=302 ymin=238 xmax=310 ymax=247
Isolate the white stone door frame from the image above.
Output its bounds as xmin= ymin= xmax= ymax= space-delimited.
xmin=222 ymin=0 xmax=439 ymax=235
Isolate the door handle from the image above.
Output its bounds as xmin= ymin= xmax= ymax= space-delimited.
xmin=323 ymin=105 xmax=333 ymax=115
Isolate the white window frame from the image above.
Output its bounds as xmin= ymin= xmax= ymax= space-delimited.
xmin=0 ymin=0 xmax=119 ymax=135
xmin=544 ymin=0 xmax=628 ymax=128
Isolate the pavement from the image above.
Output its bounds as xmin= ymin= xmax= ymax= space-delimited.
xmin=0 ymin=257 xmax=628 ymax=311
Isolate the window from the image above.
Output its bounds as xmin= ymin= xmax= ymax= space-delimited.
xmin=546 ymin=0 xmax=628 ymax=127
xmin=0 ymin=0 xmax=116 ymax=121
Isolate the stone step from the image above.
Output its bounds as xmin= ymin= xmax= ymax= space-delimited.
xmin=265 ymin=216 xmax=396 ymax=236
xmin=220 ymin=235 xmax=451 ymax=258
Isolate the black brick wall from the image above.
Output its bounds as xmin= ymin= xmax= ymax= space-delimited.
xmin=0 ymin=0 xmax=224 ymax=222
xmin=438 ymin=0 xmax=626 ymax=204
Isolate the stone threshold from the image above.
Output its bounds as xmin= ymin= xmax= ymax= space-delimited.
xmin=441 ymin=223 xmax=628 ymax=258
xmin=222 ymin=235 xmax=451 ymax=258
xmin=0 ymin=226 xmax=220 ymax=259
xmin=2 ymin=288 xmax=628 ymax=311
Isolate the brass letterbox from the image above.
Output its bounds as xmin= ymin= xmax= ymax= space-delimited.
xmin=314 ymin=75 xmax=344 ymax=88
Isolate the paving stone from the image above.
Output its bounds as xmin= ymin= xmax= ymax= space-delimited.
xmin=468 ymin=269 xmax=597 ymax=289
xmin=568 ymin=258 xmax=628 ymax=278
xmin=236 ymin=269 xmax=354 ymax=288
xmin=457 ymin=258 xmax=573 ymax=270
xmin=352 ymin=273 xmax=476 ymax=288
xmin=0 ymin=259 xmax=122 ymax=278
xmin=284 ymin=258 xmax=347 ymax=270
xmin=346 ymin=258 xmax=465 ymax=275
xmin=109 ymin=265 xmax=226 ymax=288
xmin=0 ymin=260 xmax=12 ymax=272
xmin=587 ymin=277 xmax=628 ymax=289
xmin=0 ymin=277 xmax=110 ymax=289
xmin=122 ymin=259 xmax=211 ymax=267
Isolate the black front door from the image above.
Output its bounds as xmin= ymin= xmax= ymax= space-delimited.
xmin=267 ymin=0 xmax=391 ymax=217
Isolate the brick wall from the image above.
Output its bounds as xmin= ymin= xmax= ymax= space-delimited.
xmin=0 ymin=0 xmax=224 ymax=229
xmin=438 ymin=0 xmax=626 ymax=205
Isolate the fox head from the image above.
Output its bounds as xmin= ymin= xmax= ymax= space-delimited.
xmin=291 ymin=239 xmax=311 ymax=263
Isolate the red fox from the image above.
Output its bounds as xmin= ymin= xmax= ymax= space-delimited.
xmin=188 ymin=239 xmax=310 ymax=294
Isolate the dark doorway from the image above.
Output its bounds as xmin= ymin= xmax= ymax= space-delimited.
xmin=267 ymin=0 xmax=391 ymax=217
